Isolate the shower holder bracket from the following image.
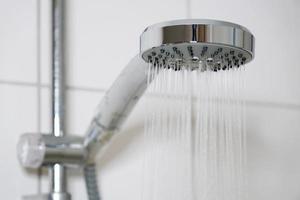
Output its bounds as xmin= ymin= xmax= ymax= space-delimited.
xmin=17 ymin=133 xmax=87 ymax=168
xmin=22 ymin=193 xmax=71 ymax=200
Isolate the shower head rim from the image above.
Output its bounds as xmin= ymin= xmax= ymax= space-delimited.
xmin=140 ymin=19 xmax=255 ymax=65
xmin=142 ymin=19 xmax=252 ymax=34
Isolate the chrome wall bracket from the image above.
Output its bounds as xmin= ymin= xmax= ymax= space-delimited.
xmin=17 ymin=134 xmax=87 ymax=168
xmin=22 ymin=193 xmax=71 ymax=200
xmin=17 ymin=133 xmax=86 ymax=200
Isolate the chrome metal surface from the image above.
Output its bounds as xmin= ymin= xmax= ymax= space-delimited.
xmin=22 ymin=194 xmax=49 ymax=200
xmin=50 ymin=0 xmax=68 ymax=197
xmin=84 ymin=164 xmax=101 ymax=200
xmin=52 ymin=1 xmax=65 ymax=137
xmin=17 ymin=134 xmax=87 ymax=168
xmin=49 ymin=193 xmax=71 ymax=200
xmin=17 ymin=133 xmax=46 ymax=168
xmin=43 ymin=135 xmax=87 ymax=166
xmin=50 ymin=164 xmax=66 ymax=193
xmin=140 ymin=19 xmax=255 ymax=70
xmin=22 ymin=193 xmax=70 ymax=200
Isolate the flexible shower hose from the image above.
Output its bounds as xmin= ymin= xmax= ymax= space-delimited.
xmin=84 ymin=164 xmax=101 ymax=200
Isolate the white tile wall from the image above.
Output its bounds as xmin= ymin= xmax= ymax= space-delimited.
xmin=65 ymin=89 xmax=103 ymax=135
xmin=63 ymin=0 xmax=187 ymax=89
xmin=40 ymin=0 xmax=52 ymax=86
xmin=1 ymin=0 xmax=300 ymax=199
xmin=247 ymin=104 xmax=300 ymax=200
xmin=40 ymin=88 xmax=51 ymax=134
xmin=190 ymin=0 xmax=300 ymax=105
xmin=0 ymin=85 xmax=38 ymax=198
xmin=0 ymin=0 xmax=38 ymax=83
xmin=39 ymin=88 xmax=104 ymax=135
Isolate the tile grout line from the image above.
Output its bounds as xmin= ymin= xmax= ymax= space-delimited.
xmin=0 ymin=80 xmax=38 ymax=87
xmin=67 ymin=85 xmax=106 ymax=93
xmin=1 ymin=80 xmax=300 ymax=110
xmin=36 ymin=0 xmax=42 ymax=194
xmin=0 ymin=80 xmax=106 ymax=93
xmin=244 ymin=100 xmax=300 ymax=110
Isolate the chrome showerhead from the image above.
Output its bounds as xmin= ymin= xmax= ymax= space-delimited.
xmin=140 ymin=19 xmax=255 ymax=71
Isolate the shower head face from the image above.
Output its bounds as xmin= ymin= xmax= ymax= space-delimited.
xmin=140 ymin=19 xmax=255 ymax=71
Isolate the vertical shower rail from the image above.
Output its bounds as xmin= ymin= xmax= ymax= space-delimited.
xmin=50 ymin=0 xmax=70 ymax=199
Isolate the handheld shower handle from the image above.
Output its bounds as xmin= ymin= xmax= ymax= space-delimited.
xmin=84 ymin=55 xmax=151 ymax=162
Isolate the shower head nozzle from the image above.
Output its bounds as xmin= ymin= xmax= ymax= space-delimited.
xmin=140 ymin=19 xmax=255 ymax=71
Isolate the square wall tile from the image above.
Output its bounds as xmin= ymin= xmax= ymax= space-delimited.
xmin=63 ymin=0 xmax=187 ymax=89
xmin=247 ymin=104 xmax=300 ymax=200
xmin=40 ymin=87 xmax=51 ymax=134
xmin=0 ymin=0 xmax=37 ymax=83
xmin=0 ymin=85 xmax=38 ymax=199
xmin=65 ymin=89 xmax=104 ymax=135
xmin=40 ymin=0 xmax=52 ymax=85
xmin=190 ymin=0 xmax=300 ymax=105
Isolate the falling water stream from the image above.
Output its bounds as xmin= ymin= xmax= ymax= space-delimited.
xmin=142 ymin=63 xmax=246 ymax=200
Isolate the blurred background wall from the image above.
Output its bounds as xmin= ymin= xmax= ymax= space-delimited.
xmin=0 ymin=0 xmax=300 ymax=199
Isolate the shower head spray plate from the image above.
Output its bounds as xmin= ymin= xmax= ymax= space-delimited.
xmin=140 ymin=19 xmax=255 ymax=71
